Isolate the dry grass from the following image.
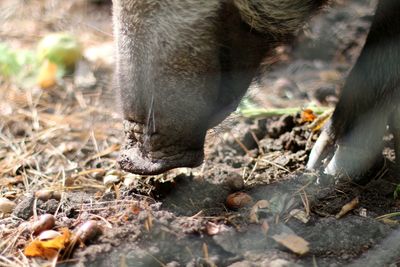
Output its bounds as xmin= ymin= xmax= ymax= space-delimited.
xmin=0 ymin=2 xmax=143 ymax=264
xmin=0 ymin=71 xmax=120 ymax=259
xmin=0 ymin=70 xmax=179 ymax=264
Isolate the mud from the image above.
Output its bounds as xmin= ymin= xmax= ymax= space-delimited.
xmin=50 ymin=113 xmax=400 ymax=267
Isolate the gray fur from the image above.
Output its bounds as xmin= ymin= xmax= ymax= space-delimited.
xmin=234 ymin=0 xmax=323 ymax=34
xmin=112 ymin=0 xmax=326 ymax=174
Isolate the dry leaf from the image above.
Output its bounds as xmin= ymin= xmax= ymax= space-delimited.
xmin=301 ymin=109 xmax=317 ymax=123
xmin=24 ymin=240 xmax=59 ymax=260
xmin=272 ymin=233 xmax=309 ymax=255
xmin=24 ymin=228 xmax=71 ymax=260
xmin=336 ymin=197 xmax=359 ymax=219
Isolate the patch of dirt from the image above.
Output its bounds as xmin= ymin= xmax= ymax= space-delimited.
xmin=2 ymin=0 xmax=400 ymax=267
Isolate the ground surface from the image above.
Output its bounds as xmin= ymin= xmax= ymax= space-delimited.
xmin=2 ymin=0 xmax=400 ymax=266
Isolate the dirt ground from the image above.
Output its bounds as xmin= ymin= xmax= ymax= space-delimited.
xmin=2 ymin=0 xmax=400 ymax=266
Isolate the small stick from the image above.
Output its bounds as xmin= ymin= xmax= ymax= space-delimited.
xmin=231 ymin=134 xmax=254 ymax=157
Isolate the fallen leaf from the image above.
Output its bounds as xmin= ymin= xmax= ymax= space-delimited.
xmin=301 ymin=109 xmax=317 ymax=123
xmin=24 ymin=240 xmax=59 ymax=260
xmin=36 ymin=228 xmax=70 ymax=249
xmin=336 ymin=197 xmax=359 ymax=219
xmin=25 ymin=228 xmax=71 ymax=260
xmin=272 ymin=233 xmax=309 ymax=255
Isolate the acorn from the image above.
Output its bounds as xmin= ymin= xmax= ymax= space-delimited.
xmin=31 ymin=214 xmax=56 ymax=235
xmin=75 ymin=220 xmax=102 ymax=244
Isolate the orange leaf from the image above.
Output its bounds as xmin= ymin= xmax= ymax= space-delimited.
xmin=301 ymin=109 xmax=317 ymax=123
xmin=24 ymin=240 xmax=58 ymax=260
xmin=24 ymin=228 xmax=71 ymax=260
